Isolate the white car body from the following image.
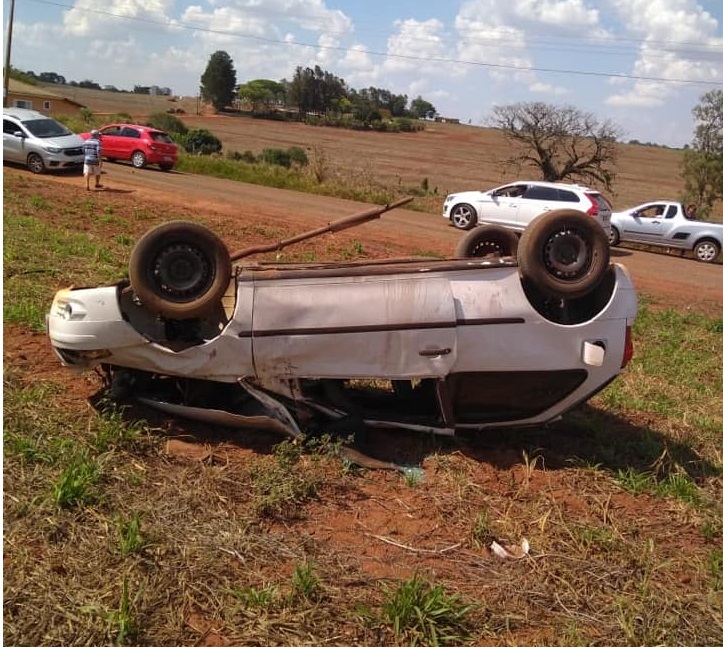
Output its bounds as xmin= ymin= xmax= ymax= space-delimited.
xmin=48 ymin=255 xmax=637 ymax=438
xmin=443 ymin=180 xmax=612 ymax=236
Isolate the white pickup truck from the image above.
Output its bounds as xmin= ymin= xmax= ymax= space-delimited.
xmin=609 ymin=201 xmax=723 ymax=263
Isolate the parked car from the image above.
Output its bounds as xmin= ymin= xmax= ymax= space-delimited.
xmin=443 ymin=180 xmax=613 ymax=236
xmin=609 ymin=201 xmax=723 ymax=263
xmin=47 ymin=200 xmax=636 ymax=439
xmin=80 ymin=123 xmax=178 ymax=171
xmin=3 ymin=107 xmax=85 ymax=174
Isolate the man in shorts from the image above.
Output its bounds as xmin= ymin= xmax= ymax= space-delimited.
xmin=83 ymin=129 xmax=103 ymax=190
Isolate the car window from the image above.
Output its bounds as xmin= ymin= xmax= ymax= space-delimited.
xmin=666 ymin=204 xmax=678 ymax=218
xmin=557 ymin=189 xmax=581 ymax=203
xmin=149 ymin=131 xmax=174 ymax=144
xmin=636 ymin=205 xmax=665 ymax=218
xmin=21 ymin=118 xmax=72 ymax=138
xmin=101 ymin=126 xmax=122 ymax=136
xmin=120 ymin=127 xmax=141 ymax=138
xmin=523 ymin=186 xmax=559 ymax=201
xmin=494 ymin=184 xmax=526 ymax=198
xmin=3 ymin=119 xmax=21 ymax=135
xmin=590 ymin=193 xmax=611 ymax=211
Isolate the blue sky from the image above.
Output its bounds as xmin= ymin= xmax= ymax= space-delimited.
xmin=5 ymin=0 xmax=723 ymax=146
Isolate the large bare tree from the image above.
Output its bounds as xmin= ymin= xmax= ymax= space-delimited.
xmin=490 ymin=102 xmax=622 ymax=191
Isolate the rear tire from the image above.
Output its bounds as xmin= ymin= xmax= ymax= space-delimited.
xmin=693 ymin=239 xmax=720 ymax=263
xmin=518 ymin=209 xmax=610 ymax=300
xmin=455 ymin=225 xmax=519 ymax=259
xmin=129 ymin=221 xmax=232 ymax=319
xmin=131 ymin=150 xmax=147 ymax=169
xmin=159 ymin=163 xmax=174 ymax=172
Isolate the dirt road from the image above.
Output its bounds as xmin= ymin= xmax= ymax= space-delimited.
xmin=36 ymin=163 xmax=723 ymax=316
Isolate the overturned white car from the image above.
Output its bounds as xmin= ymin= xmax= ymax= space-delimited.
xmin=47 ymin=199 xmax=637 ymax=439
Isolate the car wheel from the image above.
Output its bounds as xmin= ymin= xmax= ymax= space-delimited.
xmin=608 ymin=225 xmax=620 ymax=247
xmin=517 ymin=209 xmax=610 ymax=300
xmin=450 ymin=203 xmax=478 ymax=230
xmin=131 ymin=151 xmax=147 ymax=168
xmin=27 ymin=153 xmax=45 ymax=174
xmin=693 ymin=239 xmax=721 ymax=263
xmin=455 ymin=225 xmax=519 ymax=259
xmin=129 ymin=221 xmax=233 ymax=319
xmin=159 ymin=163 xmax=174 ymax=172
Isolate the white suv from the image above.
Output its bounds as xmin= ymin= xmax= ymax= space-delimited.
xmin=443 ymin=180 xmax=612 ymax=235
xmin=3 ymin=107 xmax=85 ymax=174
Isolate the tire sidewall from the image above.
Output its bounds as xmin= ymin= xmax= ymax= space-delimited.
xmin=129 ymin=221 xmax=232 ymax=319
xmin=518 ymin=209 xmax=610 ymax=300
xmin=455 ymin=225 xmax=519 ymax=258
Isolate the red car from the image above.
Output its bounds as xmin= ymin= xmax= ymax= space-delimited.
xmin=80 ymin=124 xmax=178 ymax=171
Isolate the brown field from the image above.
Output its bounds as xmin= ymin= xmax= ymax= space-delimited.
xmin=55 ymin=83 xmax=695 ymax=214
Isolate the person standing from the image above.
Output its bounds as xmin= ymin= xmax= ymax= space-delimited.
xmin=83 ymin=129 xmax=103 ymax=190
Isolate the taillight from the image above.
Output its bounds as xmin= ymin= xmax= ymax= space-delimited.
xmin=585 ymin=193 xmax=599 ymax=216
xmin=621 ymin=325 xmax=634 ymax=368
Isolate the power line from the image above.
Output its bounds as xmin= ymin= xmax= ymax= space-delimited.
xmin=23 ymin=0 xmax=723 ymax=86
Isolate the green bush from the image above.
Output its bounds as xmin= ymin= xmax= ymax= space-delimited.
xmin=288 ymin=146 xmax=309 ymax=166
xmin=146 ymin=112 xmax=188 ymax=136
xmin=260 ymin=148 xmax=292 ymax=168
xmin=182 ymin=129 xmax=222 ymax=155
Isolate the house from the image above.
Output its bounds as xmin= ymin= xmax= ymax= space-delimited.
xmin=5 ymin=79 xmax=85 ymax=117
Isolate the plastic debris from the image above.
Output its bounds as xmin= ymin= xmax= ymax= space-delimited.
xmin=490 ymin=538 xmax=530 ymax=559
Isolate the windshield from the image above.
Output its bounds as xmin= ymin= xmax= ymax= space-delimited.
xmin=22 ymin=118 xmax=73 ymax=138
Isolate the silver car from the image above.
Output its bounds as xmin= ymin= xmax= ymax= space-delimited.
xmin=3 ymin=107 xmax=85 ymax=174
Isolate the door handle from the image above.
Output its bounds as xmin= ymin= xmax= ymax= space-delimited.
xmin=419 ymin=348 xmax=452 ymax=357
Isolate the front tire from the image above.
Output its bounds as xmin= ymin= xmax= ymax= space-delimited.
xmin=455 ymin=225 xmax=519 ymax=259
xmin=693 ymin=239 xmax=720 ymax=263
xmin=131 ymin=151 xmax=147 ymax=169
xmin=27 ymin=153 xmax=45 ymax=174
xmin=129 ymin=221 xmax=232 ymax=319
xmin=449 ymin=203 xmax=478 ymax=230
xmin=608 ymin=225 xmax=620 ymax=247
xmin=518 ymin=209 xmax=610 ymax=300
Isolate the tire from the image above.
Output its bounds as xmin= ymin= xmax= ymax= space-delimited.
xmin=693 ymin=239 xmax=721 ymax=263
xmin=449 ymin=203 xmax=478 ymax=230
xmin=27 ymin=153 xmax=45 ymax=174
xmin=517 ymin=209 xmax=610 ymax=300
xmin=131 ymin=150 xmax=147 ymax=169
xmin=159 ymin=163 xmax=174 ymax=172
xmin=129 ymin=221 xmax=232 ymax=319
xmin=454 ymin=225 xmax=519 ymax=259
xmin=608 ymin=225 xmax=620 ymax=247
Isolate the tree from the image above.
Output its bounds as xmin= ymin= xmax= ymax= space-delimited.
xmin=490 ymin=102 xmax=622 ymax=191
xmin=200 ymin=51 xmax=237 ymax=111
xmin=237 ymin=79 xmax=285 ymax=113
xmin=681 ymin=89 xmax=723 ymax=219
xmin=409 ymin=96 xmax=437 ymax=120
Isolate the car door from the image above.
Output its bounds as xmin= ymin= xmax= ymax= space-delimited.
xmin=517 ymin=185 xmax=561 ymax=225
xmin=98 ymin=125 xmax=123 ymax=159
xmin=118 ymin=126 xmax=142 ymax=160
xmin=481 ymin=184 xmax=528 ymax=228
xmin=3 ymin=118 xmax=24 ymax=163
xmin=627 ymin=203 xmax=669 ymax=244
xmin=250 ymin=272 xmax=458 ymax=381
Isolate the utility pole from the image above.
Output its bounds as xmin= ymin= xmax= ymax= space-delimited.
xmin=3 ymin=0 xmax=16 ymax=107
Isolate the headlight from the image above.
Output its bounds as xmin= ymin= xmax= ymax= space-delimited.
xmin=44 ymin=145 xmax=62 ymax=153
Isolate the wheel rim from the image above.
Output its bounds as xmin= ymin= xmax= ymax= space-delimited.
xmin=542 ymin=228 xmax=591 ymax=279
xmin=28 ymin=154 xmax=44 ymax=173
xmin=695 ymin=242 xmax=717 ymax=262
xmin=608 ymin=227 xmax=618 ymax=245
xmin=452 ymin=206 xmax=472 ymax=228
xmin=132 ymin=152 xmax=146 ymax=168
xmin=152 ymin=244 xmax=213 ymax=301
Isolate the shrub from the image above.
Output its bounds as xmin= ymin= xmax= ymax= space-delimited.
xmin=146 ymin=112 xmax=188 ymax=136
xmin=182 ymin=129 xmax=222 ymax=155
xmin=260 ymin=148 xmax=292 ymax=168
xmin=288 ymin=146 xmax=309 ymax=166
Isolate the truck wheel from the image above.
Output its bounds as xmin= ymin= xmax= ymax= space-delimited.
xmin=693 ymin=239 xmax=720 ymax=263
xmin=608 ymin=225 xmax=620 ymax=247
xmin=518 ymin=209 xmax=610 ymax=300
xmin=455 ymin=225 xmax=519 ymax=258
xmin=129 ymin=221 xmax=232 ymax=319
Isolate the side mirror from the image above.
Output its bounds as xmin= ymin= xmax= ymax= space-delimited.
xmin=13 ymin=130 xmax=25 ymax=138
